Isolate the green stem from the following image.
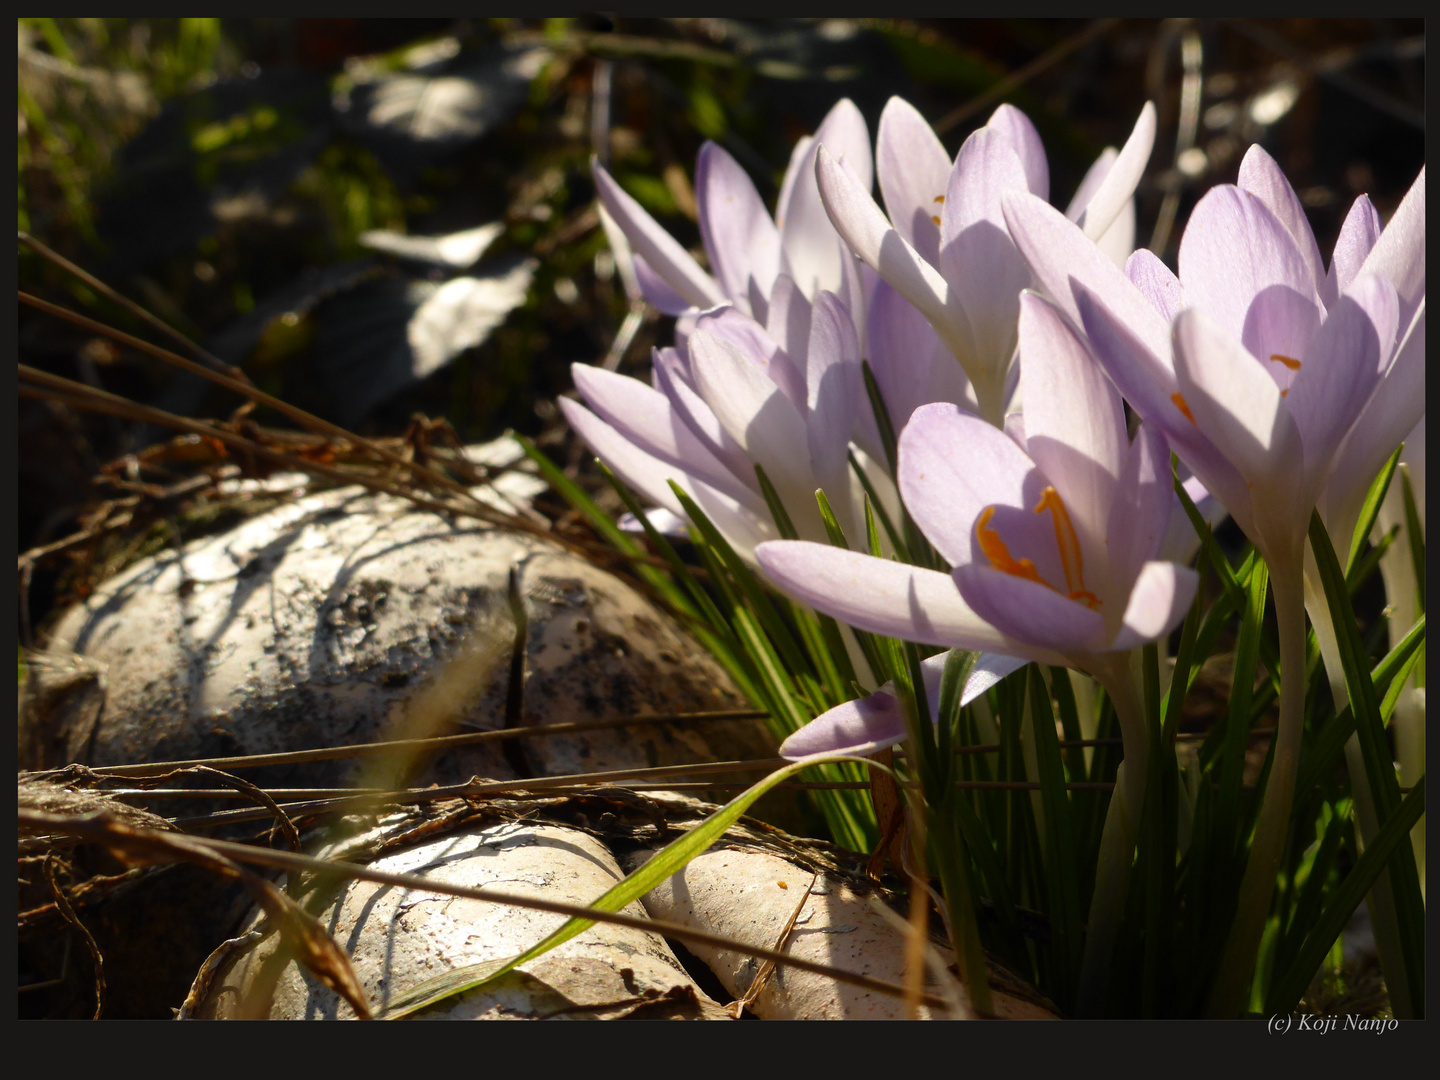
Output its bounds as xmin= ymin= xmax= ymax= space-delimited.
xmin=1206 ymin=557 xmax=1307 ymax=1017
xmin=1075 ymin=654 xmax=1149 ymax=1016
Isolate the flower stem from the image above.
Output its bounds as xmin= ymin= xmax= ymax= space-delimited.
xmin=1075 ymin=656 xmax=1149 ymax=1016
xmin=1206 ymin=558 xmax=1307 ymax=1017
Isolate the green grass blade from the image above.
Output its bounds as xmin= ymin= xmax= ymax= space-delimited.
xmin=1266 ymin=777 xmax=1425 ymax=1015
xmin=1347 ymin=445 xmax=1401 ymax=572
xmin=1307 ymin=510 xmax=1425 ymax=1015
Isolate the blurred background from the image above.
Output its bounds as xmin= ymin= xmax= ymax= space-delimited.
xmin=17 ymin=17 xmax=1426 ymax=637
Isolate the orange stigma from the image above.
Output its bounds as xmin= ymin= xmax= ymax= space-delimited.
xmin=975 ymin=487 xmax=1101 ymax=609
xmin=1171 ymin=392 xmax=1197 ymax=425
xmin=1268 ymin=353 xmax=1302 ymax=370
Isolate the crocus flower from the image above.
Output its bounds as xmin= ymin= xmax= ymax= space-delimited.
xmin=758 ymin=292 xmax=1197 ymax=1009
xmin=1002 ymin=147 xmax=1425 ymax=1016
xmin=814 ymin=99 xmax=1155 ymax=424
xmin=591 ymin=98 xmax=873 ymax=345
xmin=562 ymin=286 xmax=865 ymax=560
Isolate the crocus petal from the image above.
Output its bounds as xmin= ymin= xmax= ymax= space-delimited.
xmin=1094 ymin=197 xmax=1136 ymax=268
xmin=806 ymin=291 xmax=862 ymax=491
xmin=940 ymin=129 xmax=1032 ymax=380
xmin=1238 ymin=144 xmax=1327 ymax=301
xmin=1285 ymin=274 xmax=1398 ymax=494
xmin=1108 ymin=561 xmax=1200 ymax=652
xmin=652 ymin=348 xmax=756 ymax=488
xmin=816 ymin=145 xmax=971 ymax=361
xmin=765 ymin=273 xmax=814 ymax=363
xmin=781 ymin=99 xmax=871 ymax=298
xmin=1171 ymin=308 xmax=1300 ymax=502
xmin=1125 ymin=249 xmax=1188 ymax=322
xmin=1358 ymin=165 xmax=1425 ymax=328
xmin=1319 ymin=300 xmax=1425 ymax=548
xmin=780 ymin=649 xmax=1028 ymax=760
xmin=1324 ymin=194 xmax=1383 ymax=307
xmin=899 ymin=403 xmax=1037 ymax=568
xmin=1074 ymin=284 xmax=1257 ymax=541
xmin=986 ymin=103 xmax=1049 ymax=202
xmin=1178 ymin=185 xmax=1319 ymax=344
xmin=689 ymin=330 xmax=814 ymax=511
xmin=592 ymin=160 xmax=724 ymax=309
xmin=695 ymin=141 xmax=781 ymax=313
xmin=560 ymin=398 xmax=688 ymax=519
xmin=633 ymin=253 xmax=698 ymax=316
xmin=755 ymin=541 xmax=1024 ymax=655
xmin=1072 ymin=102 xmax=1156 ymax=243
xmin=1110 ymin=420 xmax=1174 ymax=602
xmin=780 ymin=693 xmax=908 ymax=759
xmin=1018 ymin=291 xmax=1126 ymax=561
xmin=955 ymin=563 xmax=1108 ymax=655
xmin=1066 ymin=147 xmax=1116 ymax=223
xmin=570 ymin=363 xmax=753 ymax=504
xmin=1003 ymin=191 xmax=1172 ymax=363
xmin=876 ymin=96 xmax=951 ymax=265
xmin=618 ymin=507 xmax=688 ymax=538
xmin=694 ymin=305 xmax=807 ymax=410
xmin=868 ymin=280 xmax=948 ymax=430
xmin=1240 ymin=285 xmax=1322 ymax=395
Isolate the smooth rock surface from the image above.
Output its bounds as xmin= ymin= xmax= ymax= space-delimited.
xmin=32 ymin=479 xmax=771 ymax=788
xmin=201 ymin=818 xmax=732 ymax=1020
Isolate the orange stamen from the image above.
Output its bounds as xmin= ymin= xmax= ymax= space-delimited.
xmin=933 ymin=195 xmax=946 ymax=203
xmin=1268 ymin=353 xmax=1301 ymax=370
xmin=975 ymin=490 xmax=1102 ymax=610
xmin=976 ymin=506 xmax=1048 ymax=588
xmin=1171 ymin=392 xmax=1197 ymax=425
xmin=931 ymin=215 xmax=942 ymax=225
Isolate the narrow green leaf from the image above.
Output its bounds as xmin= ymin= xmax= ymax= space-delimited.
xmin=754 ymin=463 xmax=800 ymax=541
xmin=1266 ymin=777 xmax=1425 ymax=1015
xmin=1307 ymin=510 xmax=1425 ymax=1014
xmin=848 ymin=449 xmax=907 ymax=560
xmin=861 ymin=359 xmax=898 ymax=475
xmin=1400 ymin=465 xmax=1425 ymax=616
xmin=1347 ymin=444 xmax=1402 ymax=572
xmin=1027 ymin=665 xmax=1083 ymax=1010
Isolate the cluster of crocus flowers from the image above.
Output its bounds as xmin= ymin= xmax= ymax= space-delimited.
xmin=996 ymin=149 xmax=1425 ymax=1014
xmin=571 ymin=89 xmax=1423 ymax=1016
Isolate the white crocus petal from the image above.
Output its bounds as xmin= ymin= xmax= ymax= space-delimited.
xmin=559 ymin=398 xmax=690 ymax=520
xmin=1171 ymin=308 xmax=1301 ymax=517
xmin=876 ymin=96 xmax=953 ymax=264
xmin=592 ymin=160 xmax=724 ymax=310
xmin=986 ymin=103 xmax=1050 ymax=202
xmin=780 ymin=99 xmax=871 ymax=299
xmin=1357 ymin=164 xmax=1425 ymax=327
xmin=1325 ymin=195 xmax=1384 ymax=307
xmin=755 ymin=542 xmax=1033 ymax=658
xmin=570 ymin=363 xmax=752 ymax=505
xmin=1284 ymin=274 xmax=1398 ymax=495
xmin=1108 ymin=561 xmax=1200 ymax=652
xmin=1238 ymin=144 xmax=1328 ymax=301
xmin=689 ymin=330 xmax=814 ymax=509
xmin=815 ymin=145 xmax=974 ymax=369
xmin=806 ymin=291 xmax=862 ymax=494
xmin=1094 ymin=197 xmax=1136 ymax=268
xmin=695 ymin=141 xmax=783 ymax=314
xmin=1317 ymin=299 xmax=1425 ymax=551
xmin=651 ymin=348 xmax=756 ymax=489
xmin=1073 ymin=102 xmax=1156 ymax=243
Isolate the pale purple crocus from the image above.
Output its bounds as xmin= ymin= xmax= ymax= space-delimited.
xmin=814 ymin=99 xmax=1156 ymax=425
xmin=563 ymin=285 xmax=865 ymax=560
xmin=759 ymin=293 xmax=1198 ymax=1004
xmin=591 ymin=98 xmax=873 ymax=346
xmin=1002 ymin=148 xmax=1425 ymax=1016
